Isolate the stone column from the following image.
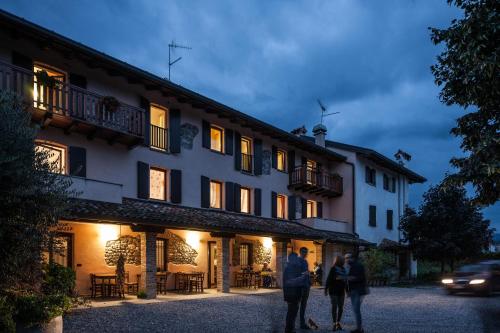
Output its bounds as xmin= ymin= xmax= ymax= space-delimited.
xmin=216 ymin=237 xmax=231 ymax=293
xmin=139 ymin=231 xmax=157 ymax=299
xmin=322 ymin=242 xmax=335 ymax=286
xmin=273 ymin=238 xmax=289 ymax=288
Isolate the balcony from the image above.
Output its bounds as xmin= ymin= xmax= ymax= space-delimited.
xmin=289 ymin=165 xmax=343 ymax=197
xmin=0 ymin=61 xmax=144 ymax=147
xmin=150 ymin=124 xmax=168 ymax=151
xmin=241 ymin=153 xmax=253 ymax=173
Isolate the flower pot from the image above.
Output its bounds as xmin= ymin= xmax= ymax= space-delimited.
xmin=16 ymin=315 xmax=63 ymax=333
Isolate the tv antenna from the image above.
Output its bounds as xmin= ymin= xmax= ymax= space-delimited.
xmin=168 ymin=40 xmax=192 ymax=80
xmin=317 ymin=99 xmax=340 ymax=125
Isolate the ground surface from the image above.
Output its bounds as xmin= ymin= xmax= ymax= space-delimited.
xmin=64 ymin=287 xmax=500 ymax=333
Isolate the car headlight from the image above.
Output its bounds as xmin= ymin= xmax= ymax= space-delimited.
xmin=442 ymin=279 xmax=453 ymax=284
xmin=469 ymin=279 xmax=485 ymax=285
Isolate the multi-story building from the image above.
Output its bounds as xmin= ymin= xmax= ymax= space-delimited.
xmin=0 ymin=10 xmax=372 ymax=297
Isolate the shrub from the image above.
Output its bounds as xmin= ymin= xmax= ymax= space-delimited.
xmin=14 ymin=293 xmax=72 ymax=328
xmin=42 ymin=262 xmax=76 ymax=296
xmin=137 ymin=291 xmax=148 ymax=299
xmin=0 ymin=296 xmax=15 ymax=333
xmin=361 ymin=248 xmax=397 ymax=281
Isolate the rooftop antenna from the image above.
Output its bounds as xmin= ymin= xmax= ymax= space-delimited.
xmin=168 ymin=40 xmax=192 ymax=81
xmin=394 ymin=149 xmax=412 ymax=166
xmin=317 ymin=99 xmax=340 ymax=125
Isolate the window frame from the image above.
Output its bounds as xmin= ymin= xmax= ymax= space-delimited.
xmin=209 ymin=180 xmax=223 ymax=209
xmin=386 ymin=209 xmax=394 ymax=230
xmin=277 ymin=194 xmax=287 ymax=219
xmin=149 ymin=104 xmax=169 ymax=151
xmin=240 ymin=187 xmax=251 ymax=214
xmin=35 ymin=140 xmax=68 ymax=175
xmin=156 ymin=238 xmax=168 ymax=272
xmin=239 ymin=243 xmax=251 ymax=267
xmin=49 ymin=232 xmax=73 ymax=269
xmin=306 ymin=200 xmax=317 ymax=218
xmin=240 ymin=136 xmax=253 ymax=173
xmin=33 ymin=62 xmax=67 ymax=111
xmin=149 ymin=167 xmax=168 ymax=201
xmin=210 ymin=125 xmax=224 ymax=153
xmin=365 ymin=166 xmax=376 ymax=186
xmin=276 ymin=149 xmax=287 ymax=172
xmin=369 ymin=205 xmax=377 ymax=227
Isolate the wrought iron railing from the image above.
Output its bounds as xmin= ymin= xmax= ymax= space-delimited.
xmin=150 ymin=124 xmax=168 ymax=151
xmin=241 ymin=153 xmax=253 ymax=173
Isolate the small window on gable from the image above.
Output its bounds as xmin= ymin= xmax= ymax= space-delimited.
xmin=277 ymin=149 xmax=287 ymax=172
xmin=210 ymin=180 xmax=222 ymax=209
xmin=35 ymin=141 xmax=67 ymax=174
xmin=210 ymin=126 xmax=224 ymax=152
xmin=150 ymin=168 xmax=167 ymax=201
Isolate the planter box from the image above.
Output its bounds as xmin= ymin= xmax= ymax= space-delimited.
xmin=16 ymin=316 xmax=63 ymax=333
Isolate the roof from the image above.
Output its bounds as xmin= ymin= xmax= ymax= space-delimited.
xmin=0 ymin=9 xmax=346 ymax=163
xmin=63 ymin=197 xmax=372 ymax=246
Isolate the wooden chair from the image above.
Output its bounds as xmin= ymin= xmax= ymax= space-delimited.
xmin=235 ymin=272 xmax=245 ymax=287
xmin=253 ymin=273 xmax=262 ymax=289
xmin=188 ymin=273 xmax=204 ymax=293
xmin=156 ymin=272 xmax=169 ymax=295
xmin=124 ymin=272 xmax=139 ymax=295
xmin=90 ymin=274 xmax=104 ymax=298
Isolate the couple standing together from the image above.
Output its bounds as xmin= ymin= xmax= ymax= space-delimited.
xmin=283 ymin=248 xmax=367 ymax=333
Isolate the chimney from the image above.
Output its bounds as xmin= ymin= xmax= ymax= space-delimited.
xmin=313 ymin=124 xmax=327 ymax=147
xmin=291 ymin=125 xmax=307 ymax=137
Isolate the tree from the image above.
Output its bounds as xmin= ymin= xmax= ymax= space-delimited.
xmin=400 ymin=181 xmax=493 ymax=272
xmin=0 ymin=91 xmax=72 ymax=292
xmin=430 ymin=0 xmax=499 ymax=205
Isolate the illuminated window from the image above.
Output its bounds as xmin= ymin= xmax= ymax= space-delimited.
xmin=277 ymin=149 xmax=286 ymax=171
xmin=150 ymin=105 xmax=168 ymax=151
xmin=277 ymin=194 xmax=287 ymax=219
xmin=241 ymin=137 xmax=252 ymax=172
xmin=306 ymin=200 xmax=317 ymax=218
xmin=33 ymin=64 xmax=65 ymax=111
xmin=210 ymin=180 xmax=222 ymax=209
xmin=240 ymin=187 xmax=251 ymax=214
xmin=150 ymin=168 xmax=167 ymax=200
xmin=51 ymin=234 xmax=73 ymax=268
xmin=210 ymin=126 xmax=224 ymax=152
xmin=156 ymin=238 xmax=168 ymax=271
xmin=35 ymin=141 xmax=67 ymax=174
xmin=306 ymin=159 xmax=317 ymax=184
xmin=239 ymin=244 xmax=250 ymax=267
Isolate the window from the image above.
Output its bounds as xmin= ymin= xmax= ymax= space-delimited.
xmin=35 ymin=141 xmax=67 ymax=174
xmin=277 ymin=149 xmax=287 ymax=171
xmin=240 ymin=187 xmax=251 ymax=214
xmin=239 ymin=244 xmax=250 ymax=267
xmin=210 ymin=126 xmax=224 ymax=152
xmin=277 ymin=194 xmax=287 ymax=219
xmin=369 ymin=205 xmax=377 ymax=227
xmin=210 ymin=180 xmax=222 ymax=209
xmin=306 ymin=200 xmax=317 ymax=218
xmin=387 ymin=210 xmax=393 ymax=230
xmin=150 ymin=105 xmax=168 ymax=151
xmin=156 ymin=238 xmax=168 ymax=271
xmin=306 ymin=159 xmax=317 ymax=184
xmin=50 ymin=234 xmax=73 ymax=268
xmin=150 ymin=168 xmax=167 ymax=200
xmin=33 ymin=64 xmax=66 ymax=111
xmin=241 ymin=137 xmax=252 ymax=173
xmin=391 ymin=177 xmax=396 ymax=193
xmin=365 ymin=167 xmax=376 ymax=186
xmin=383 ymin=174 xmax=389 ymax=190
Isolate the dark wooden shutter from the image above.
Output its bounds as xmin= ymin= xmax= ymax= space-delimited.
xmin=12 ymin=51 xmax=32 ymax=70
xmin=234 ymin=183 xmax=241 ymax=212
xmin=170 ymin=169 xmax=182 ymax=204
xmin=254 ymin=188 xmax=262 ymax=216
xmin=201 ymin=176 xmax=210 ymax=208
xmin=301 ymin=198 xmax=307 ymax=218
xmin=69 ymin=73 xmax=87 ymax=89
xmin=140 ymin=97 xmax=150 ymax=146
xmin=271 ymin=146 xmax=277 ymax=169
xmin=137 ymin=161 xmax=150 ymax=199
xmin=387 ymin=210 xmax=393 ymax=230
xmin=316 ymin=162 xmax=322 ymax=185
xmin=271 ymin=191 xmax=277 ymax=218
xmin=225 ymin=129 xmax=234 ymax=156
xmin=69 ymin=146 xmax=86 ymax=177
xmin=202 ymin=120 xmax=210 ymax=149
xmin=234 ymin=132 xmax=242 ymax=171
xmin=287 ymin=150 xmax=295 ymax=174
xmin=225 ymin=182 xmax=235 ymax=211
xmin=317 ymin=201 xmax=323 ymax=218
xmin=248 ymin=243 xmax=254 ymax=266
xmin=254 ymin=138 xmax=263 ymax=176
xmin=369 ymin=205 xmax=377 ymax=226
xmin=169 ymin=108 xmax=181 ymax=153
xmin=288 ymin=195 xmax=296 ymax=220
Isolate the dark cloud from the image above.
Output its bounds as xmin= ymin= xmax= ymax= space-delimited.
xmin=2 ymin=0 xmax=497 ymax=229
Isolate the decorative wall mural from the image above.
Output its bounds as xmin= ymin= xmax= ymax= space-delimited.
xmin=105 ymin=235 xmax=141 ymax=266
xmin=180 ymin=123 xmax=199 ymax=149
xmin=262 ymin=150 xmax=271 ymax=175
xmin=233 ymin=237 xmax=271 ymax=265
xmin=165 ymin=231 xmax=198 ymax=266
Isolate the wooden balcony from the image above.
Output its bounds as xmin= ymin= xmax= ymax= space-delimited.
xmin=289 ymin=165 xmax=343 ymax=197
xmin=0 ymin=61 xmax=144 ymax=147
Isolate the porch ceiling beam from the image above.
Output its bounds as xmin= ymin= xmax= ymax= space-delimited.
xmin=209 ymin=232 xmax=236 ymax=238
xmin=131 ymin=224 xmax=166 ymax=233
xmin=272 ymin=237 xmax=291 ymax=243
xmin=64 ymin=120 xmax=79 ymax=135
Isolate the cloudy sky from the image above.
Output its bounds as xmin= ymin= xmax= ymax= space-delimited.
xmin=2 ymin=0 xmax=497 ymax=230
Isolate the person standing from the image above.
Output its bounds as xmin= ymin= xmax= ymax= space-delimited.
xmin=298 ymin=247 xmax=311 ymax=330
xmin=283 ymin=252 xmax=307 ymax=333
xmin=324 ymin=255 xmax=347 ymax=331
xmin=345 ymin=253 xmax=367 ymax=333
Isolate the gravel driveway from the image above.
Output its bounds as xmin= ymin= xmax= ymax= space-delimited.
xmin=64 ymin=287 xmax=500 ymax=333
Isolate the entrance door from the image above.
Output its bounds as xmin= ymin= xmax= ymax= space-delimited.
xmin=208 ymin=241 xmax=217 ymax=288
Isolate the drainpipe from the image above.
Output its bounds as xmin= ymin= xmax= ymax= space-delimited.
xmin=397 ymin=175 xmax=401 ymax=242
xmin=345 ymin=161 xmax=356 ymax=236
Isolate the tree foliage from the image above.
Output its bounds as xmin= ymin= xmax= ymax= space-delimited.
xmin=400 ymin=181 xmax=493 ymax=271
xmin=430 ymin=0 xmax=499 ymax=205
xmin=0 ymin=91 xmax=72 ymax=292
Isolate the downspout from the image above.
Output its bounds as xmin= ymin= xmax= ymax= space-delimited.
xmin=345 ymin=161 xmax=356 ymax=236
xmin=397 ymin=175 xmax=401 ymax=242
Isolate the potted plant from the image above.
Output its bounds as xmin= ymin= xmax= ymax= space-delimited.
xmin=99 ymin=96 xmax=120 ymax=113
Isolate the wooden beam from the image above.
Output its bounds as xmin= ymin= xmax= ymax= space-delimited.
xmin=107 ymin=133 xmax=121 ymax=145
xmin=209 ymin=232 xmax=236 ymax=239
xmin=127 ymin=77 xmax=141 ymax=84
xmin=64 ymin=120 xmax=79 ymax=135
xmin=272 ymin=237 xmax=291 ymax=243
xmin=145 ymin=84 xmax=160 ymax=91
xmin=41 ymin=112 xmax=53 ymax=129
xmin=107 ymin=69 xmax=120 ymax=77
xmin=127 ymin=137 xmax=144 ymax=150
xmin=131 ymin=224 xmax=166 ymax=233
xmin=86 ymin=127 xmax=100 ymax=141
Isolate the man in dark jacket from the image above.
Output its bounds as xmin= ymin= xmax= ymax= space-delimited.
xmin=297 ymin=247 xmax=311 ymax=329
xmin=283 ymin=252 xmax=307 ymax=333
xmin=345 ymin=253 xmax=367 ymax=333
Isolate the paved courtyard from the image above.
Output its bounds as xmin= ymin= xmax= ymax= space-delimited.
xmin=64 ymin=287 xmax=500 ymax=333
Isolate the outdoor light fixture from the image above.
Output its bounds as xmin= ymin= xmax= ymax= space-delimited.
xmin=441 ymin=279 xmax=453 ymax=284
xmin=469 ymin=279 xmax=485 ymax=285
xmin=98 ymin=224 xmax=119 ymax=244
xmin=263 ymin=237 xmax=273 ymax=249
xmin=185 ymin=231 xmax=200 ymax=250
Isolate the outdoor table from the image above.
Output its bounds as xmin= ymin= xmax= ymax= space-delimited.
xmin=174 ymin=272 xmax=204 ymax=293
xmin=235 ymin=271 xmax=260 ymax=288
xmin=93 ymin=273 xmax=118 ymax=297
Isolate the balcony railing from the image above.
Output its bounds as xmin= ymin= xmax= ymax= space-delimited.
xmin=289 ymin=165 xmax=343 ymax=197
xmin=0 ymin=61 xmax=145 ymax=139
xmin=150 ymin=124 xmax=168 ymax=151
xmin=241 ymin=153 xmax=253 ymax=173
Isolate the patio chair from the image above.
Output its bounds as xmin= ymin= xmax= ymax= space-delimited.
xmin=188 ymin=273 xmax=204 ymax=293
xmin=253 ymin=273 xmax=262 ymax=289
xmin=90 ymin=274 xmax=104 ymax=298
xmin=156 ymin=272 xmax=169 ymax=295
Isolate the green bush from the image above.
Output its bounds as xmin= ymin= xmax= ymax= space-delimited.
xmin=361 ymin=248 xmax=397 ymax=280
xmin=0 ymin=296 xmax=15 ymax=333
xmin=42 ymin=262 xmax=76 ymax=296
xmin=137 ymin=291 xmax=148 ymax=299
xmin=14 ymin=293 xmax=72 ymax=328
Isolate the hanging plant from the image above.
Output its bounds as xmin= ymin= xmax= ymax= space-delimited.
xmin=100 ymin=96 xmax=121 ymax=113
xmin=34 ymin=70 xmax=60 ymax=89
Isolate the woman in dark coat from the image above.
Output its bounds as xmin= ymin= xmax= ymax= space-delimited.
xmin=324 ymin=255 xmax=347 ymax=331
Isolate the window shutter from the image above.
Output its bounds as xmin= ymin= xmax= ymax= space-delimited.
xmin=201 ymin=176 xmax=210 ymax=208
xmin=288 ymin=195 xmax=296 ymax=220
xmin=387 ymin=210 xmax=393 ymax=230
xmin=372 ymin=169 xmax=376 ymax=186
xmin=140 ymin=97 xmax=150 ymax=146
xmin=254 ymin=188 xmax=262 ymax=216
xmin=202 ymin=120 xmax=210 ymax=149
xmin=225 ymin=129 xmax=234 ymax=156
xmin=271 ymin=146 xmax=277 ymax=169
xmin=69 ymin=73 xmax=87 ymax=89
xmin=12 ymin=51 xmax=33 ymax=70
xmin=287 ymin=150 xmax=295 ymax=174
xmin=234 ymin=132 xmax=242 ymax=171
xmin=225 ymin=182 xmax=235 ymax=211
xmin=301 ymin=198 xmax=307 ymax=218
xmin=271 ymin=191 xmax=277 ymax=218
xmin=369 ymin=205 xmax=377 ymax=226
xmin=248 ymin=243 xmax=254 ymax=266
xmin=317 ymin=202 xmax=323 ymax=218
xmin=137 ymin=161 xmax=150 ymax=199
xmin=169 ymin=108 xmax=181 ymax=153
xmin=69 ymin=146 xmax=86 ymax=177
xmin=254 ymin=138 xmax=263 ymax=176
xmin=316 ymin=162 xmax=322 ymax=184
xmin=170 ymin=169 xmax=182 ymax=204
xmin=234 ymin=183 xmax=241 ymax=212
